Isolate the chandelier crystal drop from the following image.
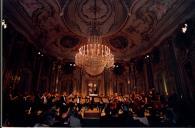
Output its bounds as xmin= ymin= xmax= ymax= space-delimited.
xmin=75 ymin=35 xmax=114 ymax=76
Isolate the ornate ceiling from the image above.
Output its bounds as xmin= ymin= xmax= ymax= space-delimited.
xmin=4 ymin=0 xmax=195 ymax=61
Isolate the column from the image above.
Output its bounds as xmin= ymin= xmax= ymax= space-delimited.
xmin=168 ymin=39 xmax=183 ymax=96
xmin=56 ymin=64 xmax=61 ymax=92
xmin=132 ymin=63 xmax=136 ymax=91
xmin=36 ymin=56 xmax=43 ymax=92
xmin=145 ymin=55 xmax=154 ymax=90
xmin=104 ymin=69 xmax=107 ymax=96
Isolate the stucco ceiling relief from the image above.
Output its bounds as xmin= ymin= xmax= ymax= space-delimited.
xmin=18 ymin=0 xmax=42 ymax=17
xmin=63 ymin=0 xmax=128 ymax=36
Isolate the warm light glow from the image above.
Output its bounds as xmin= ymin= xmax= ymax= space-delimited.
xmin=75 ymin=35 xmax=114 ymax=76
xmin=2 ymin=19 xmax=7 ymax=29
xmin=181 ymin=23 xmax=188 ymax=33
xmin=162 ymin=73 xmax=168 ymax=95
xmin=128 ymin=80 xmax=131 ymax=84
xmin=145 ymin=55 xmax=150 ymax=59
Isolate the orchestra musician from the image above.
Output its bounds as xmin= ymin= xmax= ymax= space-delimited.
xmin=76 ymin=95 xmax=82 ymax=111
xmin=59 ymin=92 xmax=67 ymax=113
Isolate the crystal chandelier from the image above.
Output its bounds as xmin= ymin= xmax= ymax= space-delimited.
xmin=75 ymin=35 xmax=114 ymax=76
xmin=75 ymin=0 xmax=114 ymax=76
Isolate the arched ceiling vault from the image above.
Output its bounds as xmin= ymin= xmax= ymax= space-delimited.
xmin=4 ymin=0 xmax=195 ymax=61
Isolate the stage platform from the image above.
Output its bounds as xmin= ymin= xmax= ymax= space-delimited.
xmin=83 ymin=109 xmax=100 ymax=119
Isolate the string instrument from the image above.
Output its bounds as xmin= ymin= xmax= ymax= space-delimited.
xmin=110 ymin=100 xmax=117 ymax=110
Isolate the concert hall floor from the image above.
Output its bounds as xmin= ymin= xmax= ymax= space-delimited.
xmin=80 ymin=117 xmax=147 ymax=127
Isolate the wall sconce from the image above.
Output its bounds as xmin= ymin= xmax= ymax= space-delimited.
xmin=181 ymin=23 xmax=188 ymax=33
xmin=11 ymin=75 xmax=21 ymax=81
xmin=11 ymin=75 xmax=21 ymax=86
xmin=128 ymin=80 xmax=131 ymax=84
xmin=1 ymin=19 xmax=7 ymax=29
